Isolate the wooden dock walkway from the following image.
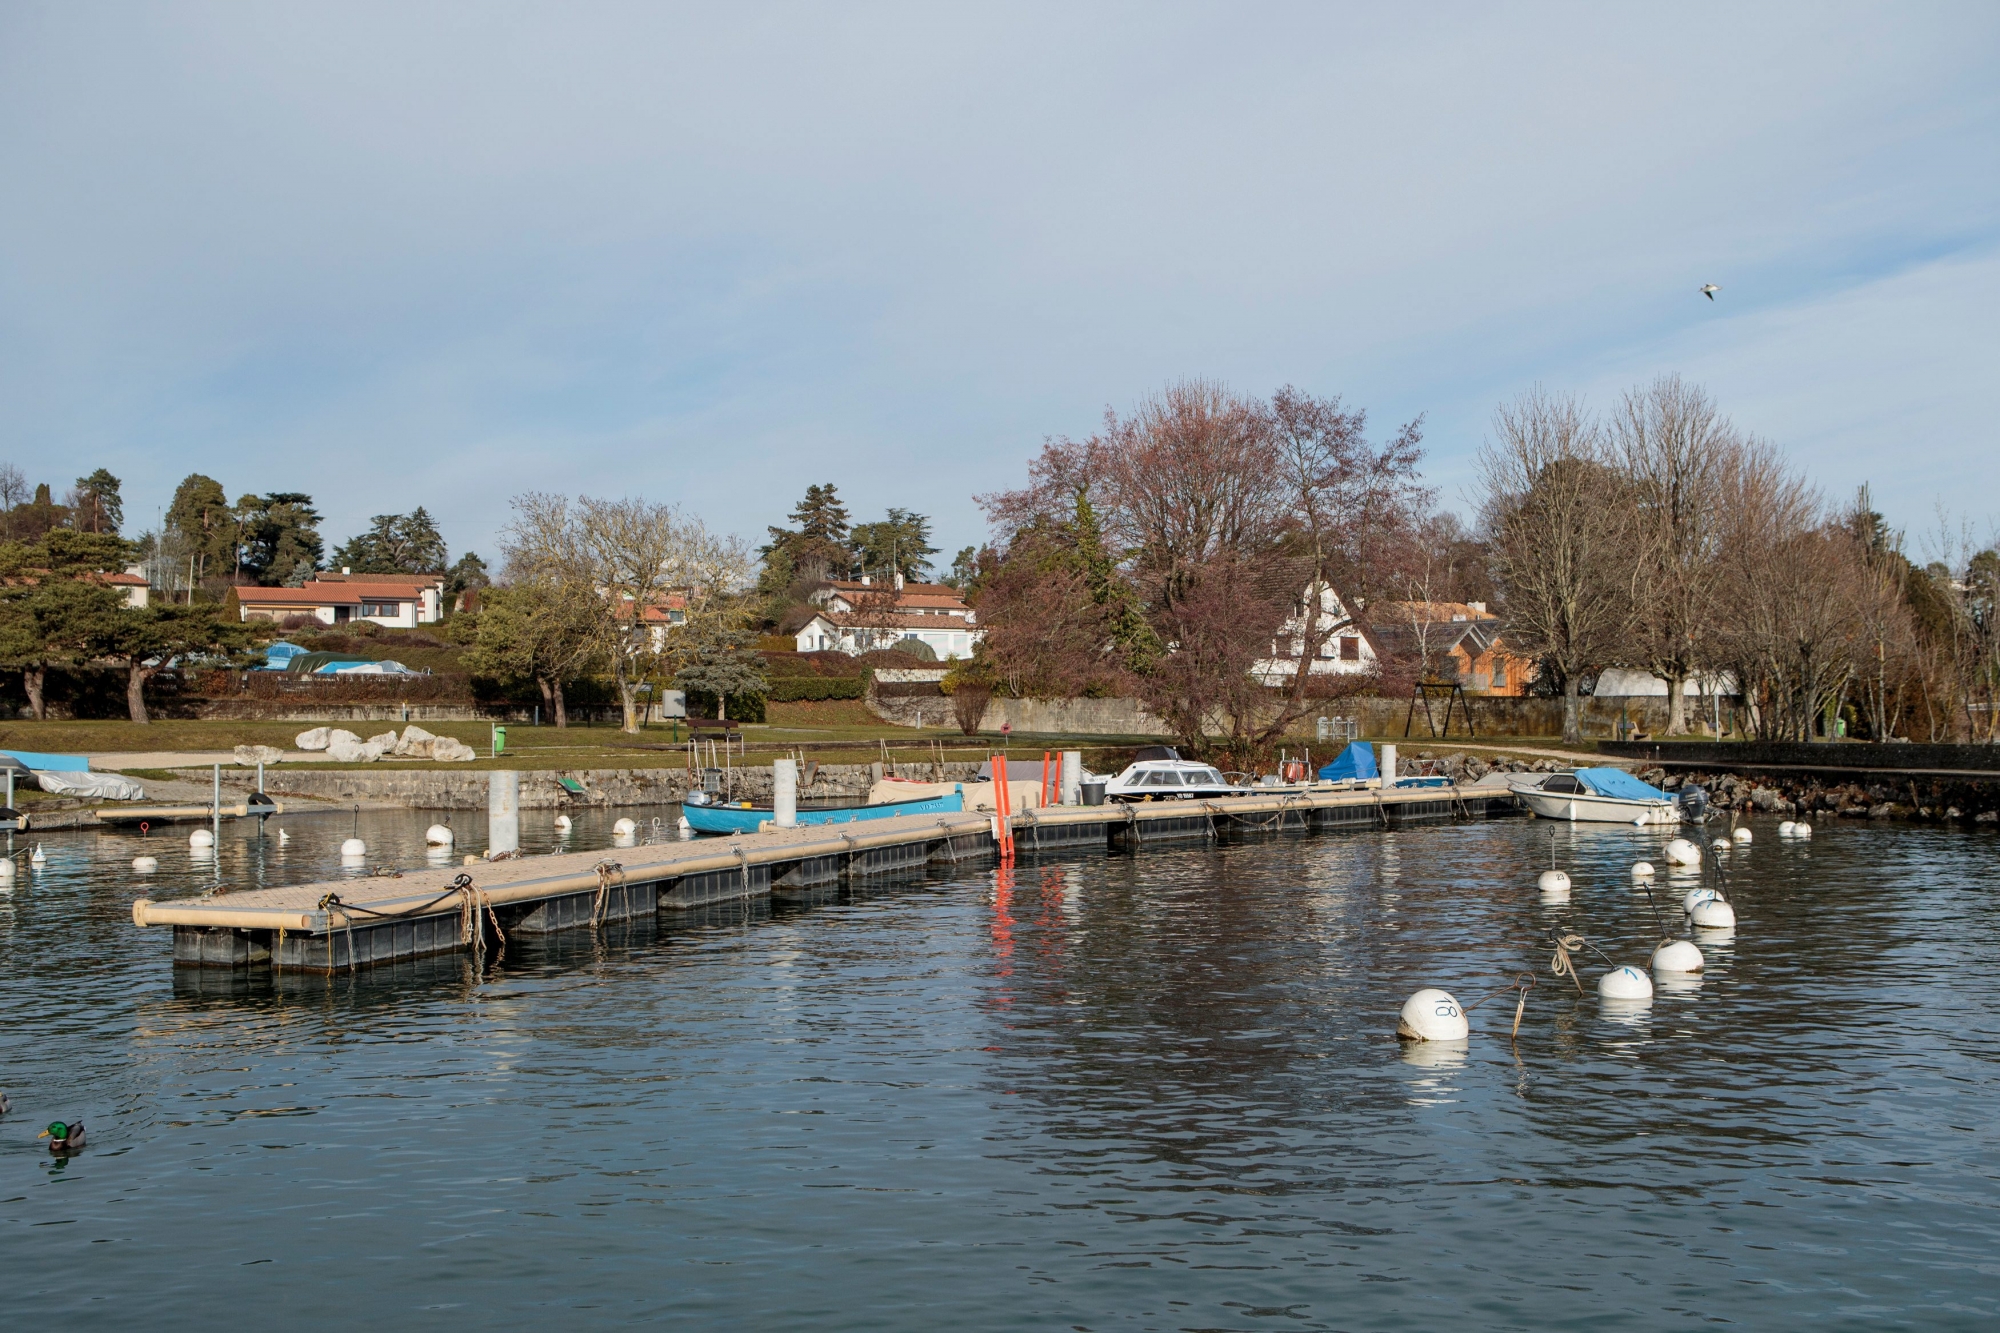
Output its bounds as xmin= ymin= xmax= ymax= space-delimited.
xmin=135 ymin=784 xmax=1520 ymax=973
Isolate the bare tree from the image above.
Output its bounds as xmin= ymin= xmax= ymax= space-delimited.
xmin=1480 ymin=388 xmax=1632 ymax=744
xmin=1612 ymin=375 xmax=1736 ymax=733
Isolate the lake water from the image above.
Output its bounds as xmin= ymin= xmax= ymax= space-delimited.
xmin=2 ymin=806 xmax=1997 ymax=1329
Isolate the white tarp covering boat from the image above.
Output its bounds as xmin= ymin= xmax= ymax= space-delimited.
xmin=31 ymin=770 xmax=147 ymax=801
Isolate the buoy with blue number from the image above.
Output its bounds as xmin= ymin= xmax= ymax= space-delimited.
xmin=1396 ymin=989 xmax=1469 ymax=1042
xmin=1690 ymin=897 xmax=1737 ymax=929
xmin=1663 ymin=838 xmax=1700 ymax=866
xmin=1598 ymin=964 xmax=1654 ymax=999
xmin=1631 ymin=860 xmax=1655 ymax=879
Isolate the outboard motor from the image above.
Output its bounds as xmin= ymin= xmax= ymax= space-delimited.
xmin=1677 ymin=784 xmax=1710 ymax=821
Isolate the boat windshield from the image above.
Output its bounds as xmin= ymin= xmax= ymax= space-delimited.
xmin=1542 ymin=774 xmax=1584 ymax=794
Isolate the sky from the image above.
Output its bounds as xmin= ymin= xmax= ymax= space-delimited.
xmin=2 ymin=2 xmax=1995 ymax=571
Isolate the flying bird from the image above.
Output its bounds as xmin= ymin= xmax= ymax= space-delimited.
xmin=1700 ymin=284 xmax=1721 ymax=301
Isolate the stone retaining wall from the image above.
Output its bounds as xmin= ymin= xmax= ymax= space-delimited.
xmin=171 ymin=761 xmax=987 ymax=810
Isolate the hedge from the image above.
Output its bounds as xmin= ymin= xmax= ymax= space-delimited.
xmin=765 ymin=676 xmax=867 ymax=702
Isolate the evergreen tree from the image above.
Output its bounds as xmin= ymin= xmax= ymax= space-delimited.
xmin=333 ymin=508 xmax=449 ymax=574
xmin=70 ymin=470 xmax=123 ymax=535
xmin=166 ymin=474 xmax=236 ymax=584
xmin=944 ymin=545 xmax=979 ymax=590
xmin=851 ymin=507 xmax=937 ymax=582
xmin=760 ymin=483 xmax=854 ymax=587
xmin=236 ymin=492 xmax=324 ymax=586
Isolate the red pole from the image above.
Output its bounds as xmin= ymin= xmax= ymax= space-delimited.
xmin=1040 ymin=751 xmax=1051 ymax=808
xmin=993 ymin=753 xmax=1014 ymax=862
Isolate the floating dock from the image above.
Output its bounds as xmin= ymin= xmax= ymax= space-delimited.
xmin=134 ymin=785 xmax=1519 ymax=973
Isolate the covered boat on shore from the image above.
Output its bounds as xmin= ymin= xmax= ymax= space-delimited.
xmin=681 ymin=790 xmax=964 ymax=835
xmin=1508 ymin=767 xmax=1679 ymax=824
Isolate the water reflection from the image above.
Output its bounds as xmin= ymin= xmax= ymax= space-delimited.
xmin=1 ymin=812 xmax=1997 ymax=1328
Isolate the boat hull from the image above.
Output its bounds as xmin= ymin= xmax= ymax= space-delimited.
xmin=683 ymin=792 xmax=964 ymax=835
xmin=1508 ymin=784 xmax=1679 ymax=824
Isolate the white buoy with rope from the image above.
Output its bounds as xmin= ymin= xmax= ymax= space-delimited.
xmin=0 ymin=858 xmax=14 ymax=886
xmin=1538 ymin=870 xmax=1570 ymax=894
xmin=1650 ymin=939 xmax=1704 ymax=973
xmin=1709 ymin=837 xmax=1731 ymax=855
xmin=1683 ymin=886 xmax=1723 ymax=914
xmin=1778 ymin=820 xmax=1797 ymax=836
xmin=1599 ymin=964 xmax=1654 ymax=999
xmin=1397 ymin=989 xmax=1469 ymax=1042
xmin=132 ymin=856 xmax=158 ymax=873
xmin=188 ymin=828 xmax=214 ymax=849
xmin=1663 ymin=838 xmax=1700 ymax=866
xmin=340 ymin=837 xmax=366 ymax=858
xmin=1795 ymin=822 xmax=1813 ymax=839
xmin=1631 ymin=861 xmax=1655 ymax=879
xmin=554 ymin=814 xmax=572 ymax=833
xmin=612 ymin=817 xmax=638 ymax=837
xmin=1732 ymin=827 xmax=1753 ymax=844
xmin=424 ymin=824 xmax=454 ymax=846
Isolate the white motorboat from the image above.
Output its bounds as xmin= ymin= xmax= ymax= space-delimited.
xmin=1103 ymin=757 xmax=1242 ymax=801
xmin=1507 ymin=767 xmax=1680 ymax=824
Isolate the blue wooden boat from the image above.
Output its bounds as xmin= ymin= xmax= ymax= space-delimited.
xmin=681 ymin=790 xmax=964 ymax=835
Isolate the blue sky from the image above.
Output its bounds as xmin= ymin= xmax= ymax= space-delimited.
xmin=2 ymin=3 xmax=1995 ymax=569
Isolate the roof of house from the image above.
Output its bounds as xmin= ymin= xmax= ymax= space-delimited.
xmin=234 ymin=582 xmax=432 ymax=605
xmin=1372 ymin=600 xmax=1496 ymax=624
xmin=1364 ymin=618 xmax=1515 ymax=661
xmin=313 ymin=572 xmax=443 ymax=588
xmin=805 ymin=610 xmax=980 ymax=633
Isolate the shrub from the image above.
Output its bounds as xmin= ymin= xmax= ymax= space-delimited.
xmin=766 ymin=676 xmax=866 ymax=702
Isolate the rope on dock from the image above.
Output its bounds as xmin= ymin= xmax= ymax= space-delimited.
xmin=592 ymin=859 xmax=625 ymax=927
xmin=935 ymin=819 xmax=959 ymax=864
xmin=316 ymin=892 xmax=358 ymax=974
xmin=733 ymin=844 xmax=751 ymax=897
xmin=453 ymin=872 xmax=506 ymax=969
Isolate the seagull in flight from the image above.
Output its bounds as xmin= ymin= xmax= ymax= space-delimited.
xmin=1700 ymin=284 xmax=1721 ymax=301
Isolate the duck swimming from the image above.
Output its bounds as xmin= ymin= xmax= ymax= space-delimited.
xmin=38 ymin=1120 xmax=83 ymax=1152
xmin=0 ymin=1089 xmax=11 ymax=1115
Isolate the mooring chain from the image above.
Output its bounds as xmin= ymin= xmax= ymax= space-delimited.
xmin=1459 ymin=972 xmax=1538 ymax=1040
xmin=450 ymin=871 xmax=506 ymax=970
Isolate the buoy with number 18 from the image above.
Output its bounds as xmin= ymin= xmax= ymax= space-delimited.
xmin=1397 ymin=989 xmax=1469 ymax=1042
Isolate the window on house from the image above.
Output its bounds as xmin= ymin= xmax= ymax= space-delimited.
xmin=1339 ymin=637 xmax=1359 ymax=660
xmin=362 ymin=601 xmax=399 ymax=617
xmin=1492 ymin=660 xmax=1507 ymax=688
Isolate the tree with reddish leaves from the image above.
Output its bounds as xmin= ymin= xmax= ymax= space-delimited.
xmin=977 ymin=379 xmax=1432 ymax=767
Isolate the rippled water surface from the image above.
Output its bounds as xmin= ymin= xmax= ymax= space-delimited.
xmin=2 ymin=806 xmax=1998 ymax=1329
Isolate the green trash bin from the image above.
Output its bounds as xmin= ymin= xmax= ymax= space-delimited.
xmin=493 ymin=725 xmax=507 ymax=756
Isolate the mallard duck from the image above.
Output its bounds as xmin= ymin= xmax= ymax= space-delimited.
xmin=0 ymin=1089 xmax=11 ymax=1115
xmin=38 ymin=1120 xmax=83 ymax=1152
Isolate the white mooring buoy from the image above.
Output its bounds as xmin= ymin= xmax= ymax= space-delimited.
xmin=612 ymin=817 xmax=638 ymax=837
xmin=1794 ymin=822 xmax=1813 ymax=839
xmin=1396 ymin=989 xmax=1469 ymax=1042
xmin=1732 ymin=827 xmax=1753 ymax=844
xmin=424 ymin=824 xmax=454 ymax=846
xmin=30 ymin=844 xmax=47 ymax=865
xmin=1631 ymin=860 xmax=1656 ymax=879
xmin=1538 ymin=869 xmax=1570 ymax=893
xmin=340 ymin=837 xmax=367 ymax=858
xmin=1663 ymin=838 xmax=1700 ymax=866
xmin=1690 ymin=897 xmax=1737 ymax=929
xmin=1598 ymin=965 xmax=1654 ymax=999
xmin=1650 ymin=939 xmax=1705 ymax=973
xmin=188 ymin=829 xmax=214 ymax=849
xmin=1683 ymin=886 xmax=1722 ymax=914
xmin=1709 ymin=837 xmax=1731 ymax=855
xmin=676 ymin=815 xmax=693 ymax=839
xmin=0 ymin=859 xmax=14 ymax=886
xmin=1778 ymin=820 xmax=1798 ymax=836
xmin=554 ymin=814 xmax=572 ymax=832
xmin=132 ymin=856 xmax=159 ymax=873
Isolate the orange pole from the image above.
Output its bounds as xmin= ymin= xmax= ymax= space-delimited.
xmin=993 ymin=753 xmax=1014 ymax=861
xmin=1040 ymin=751 xmax=1051 ymax=809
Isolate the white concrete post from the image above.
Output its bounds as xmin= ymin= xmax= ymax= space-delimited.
xmin=1060 ymin=751 xmax=1082 ymax=806
xmin=1381 ymin=744 xmax=1398 ymax=787
xmin=774 ymin=758 xmax=798 ymax=828
xmin=488 ymin=770 xmax=520 ymax=855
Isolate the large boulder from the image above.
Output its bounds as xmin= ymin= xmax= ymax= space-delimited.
xmin=367 ymin=730 xmax=399 ymax=751
xmin=430 ymin=737 xmax=477 ymax=762
xmin=233 ymin=744 xmax=284 ymax=766
xmin=325 ymin=729 xmax=376 ymax=763
xmin=295 ymin=727 xmax=331 ymax=751
xmin=393 ymin=725 xmax=437 ymax=758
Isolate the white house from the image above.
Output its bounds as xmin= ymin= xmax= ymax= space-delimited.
xmin=795 ymin=575 xmax=982 ymax=660
xmin=234 ymin=573 xmax=446 ymax=627
xmin=1251 ymin=580 xmax=1378 ymax=684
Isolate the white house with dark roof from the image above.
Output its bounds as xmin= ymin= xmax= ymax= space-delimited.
xmin=233 ymin=572 xmax=445 ymax=627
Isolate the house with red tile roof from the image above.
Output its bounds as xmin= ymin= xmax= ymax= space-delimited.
xmin=794 ymin=574 xmax=981 ymax=660
xmin=233 ymin=572 xmax=446 ymax=627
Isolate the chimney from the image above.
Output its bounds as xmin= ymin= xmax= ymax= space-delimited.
xmin=1469 ymin=601 xmax=1488 ymax=615
xmin=859 ymin=574 xmax=871 ymax=586
xmin=342 ymin=567 xmax=351 ymax=576
xmin=894 ymin=571 xmax=904 ymax=591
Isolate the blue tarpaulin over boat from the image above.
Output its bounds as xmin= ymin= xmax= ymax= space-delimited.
xmin=683 ymin=791 xmax=964 ymax=835
xmin=1 ymin=750 xmax=89 ymax=773
xmin=1575 ymin=767 xmax=1671 ymax=801
xmin=1317 ymin=742 xmax=1378 ymax=783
